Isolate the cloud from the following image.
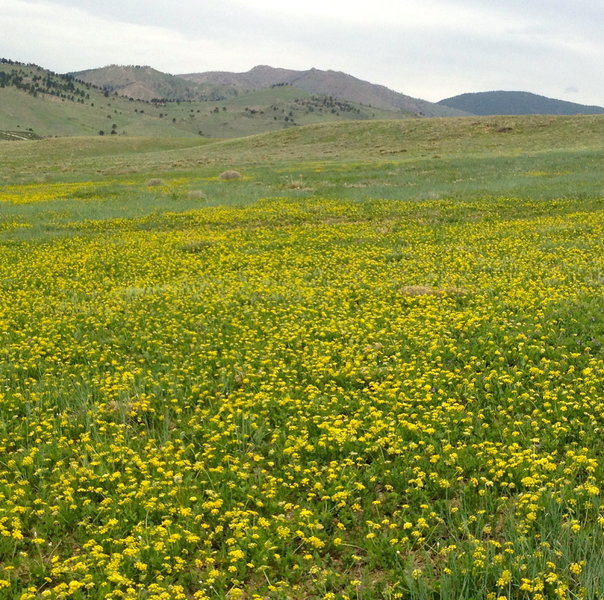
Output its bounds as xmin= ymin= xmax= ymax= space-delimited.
xmin=1 ymin=1 xmax=195 ymax=71
xmin=1 ymin=0 xmax=603 ymax=105
xmin=0 ymin=0 xmax=305 ymax=73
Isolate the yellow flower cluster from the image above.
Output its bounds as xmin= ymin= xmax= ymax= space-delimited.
xmin=1 ymin=182 xmax=604 ymax=599
xmin=0 ymin=182 xmax=111 ymax=205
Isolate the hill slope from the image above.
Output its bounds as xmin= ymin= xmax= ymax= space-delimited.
xmin=0 ymin=60 xmax=183 ymax=137
xmin=4 ymin=114 xmax=602 ymax=184
xmin=178 ymin=65 xmax=469 ymax=117
xmin=0 ymin=60 xmax=213 ymax=137
xmin=438 ymin=91 xmax=604 ymax=116
xmin=1 ymin=60 xmax=414 ymax=139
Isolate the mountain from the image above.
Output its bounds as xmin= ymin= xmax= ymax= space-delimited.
xmin=178 ymin=65 xmax=302 ymax=89
xmin=71 ymin=64 xmax=239 ymax=102
xmin=0 ymin=59 xmax=206 ymax=137
xmin=0 ymin=59 xmax=414 ymax=139
xmin=178 ymin=65 xmax=468 ymax=118
xmin=438 ymin=91 xmax=604 ymax=116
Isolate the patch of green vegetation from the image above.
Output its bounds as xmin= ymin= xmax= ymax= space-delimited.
xmin=1 ymin=114 xmax=604 ymax=599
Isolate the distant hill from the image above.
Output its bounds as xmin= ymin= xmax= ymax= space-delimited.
xmin=71 ymin=64 xmax=239 ymax=102
xmin=178 ymin=65 xmax=468 ymax=118
xmin=0 ymin=59 xmax=207 ymax=137
xmin=438 ymin=91 xmax=604 ymax=116
xmin=1 ymin=59 xmax=415 ymax=139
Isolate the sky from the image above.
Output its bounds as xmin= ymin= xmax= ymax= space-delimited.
xmin=2 ymin=0 xmax=604 ymax=105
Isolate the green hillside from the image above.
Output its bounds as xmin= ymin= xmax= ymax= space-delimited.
xmin=1 ymin=60 xmax=414 ymax=139
xmin=2 ymin=114 xmax=602 ymax=186
xmin=0 ymin=61 xmax=202 ymax=137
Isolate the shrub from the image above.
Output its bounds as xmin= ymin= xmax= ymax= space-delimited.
xmin=219 ymin=170 xmax=241 ymax=180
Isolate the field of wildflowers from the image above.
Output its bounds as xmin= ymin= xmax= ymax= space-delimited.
xmin=1 ymin=120 xmax=604 ymax=599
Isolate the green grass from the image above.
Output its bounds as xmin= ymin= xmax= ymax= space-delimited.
xmin=0 ymin=129 xmax=40 ymax=141
xmin=1 ymin=115 xmax=604 ymax=599
xmin=0 ymin=87 xmax=187 ymax=137
xmin=1 ymin=114 xmax=602 ymax=191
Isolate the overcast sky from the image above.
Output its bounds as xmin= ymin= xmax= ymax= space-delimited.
xmin=2 ymin=0 xmax=603 ymax=105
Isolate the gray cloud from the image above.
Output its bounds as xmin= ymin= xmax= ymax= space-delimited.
xmin=1 ymin=0 xmax=603 ymax=105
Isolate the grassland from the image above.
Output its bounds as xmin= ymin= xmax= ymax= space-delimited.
xmin=0 ymin=84 xmax=407 ymax=139
xmin=1 ymin=115 xmax=604 ymax=600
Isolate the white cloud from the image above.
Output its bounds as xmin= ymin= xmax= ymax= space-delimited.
xmin=1 ymin=1 xmax=194 ymax=71
xmin=0 ymin=0 xmax=291 ymax=73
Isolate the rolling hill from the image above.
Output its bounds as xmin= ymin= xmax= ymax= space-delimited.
xmin=5 ymin=114 xmax=602 ymax=185
xmin=438 ymin=91 xmax=604 ymax=116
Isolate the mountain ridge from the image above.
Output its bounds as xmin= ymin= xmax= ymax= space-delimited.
xmin=1 ymin=59 xmax=415 ymax=139
xmin=70 ymin=64 xmax=239 ymax=102
xmin=177 ymin=65 xmax=468 ymax=118
xmin=438 ymin=90 xmax=604 ymax=116
xmin=5 ymin=58 xmax=604 ymax=140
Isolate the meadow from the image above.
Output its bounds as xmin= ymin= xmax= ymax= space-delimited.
xmin=1 ymin=115 xmax=604 ymax=600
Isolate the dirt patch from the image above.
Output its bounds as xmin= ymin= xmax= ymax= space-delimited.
xmin=399 ymin=285 xmax=468 ymax=297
